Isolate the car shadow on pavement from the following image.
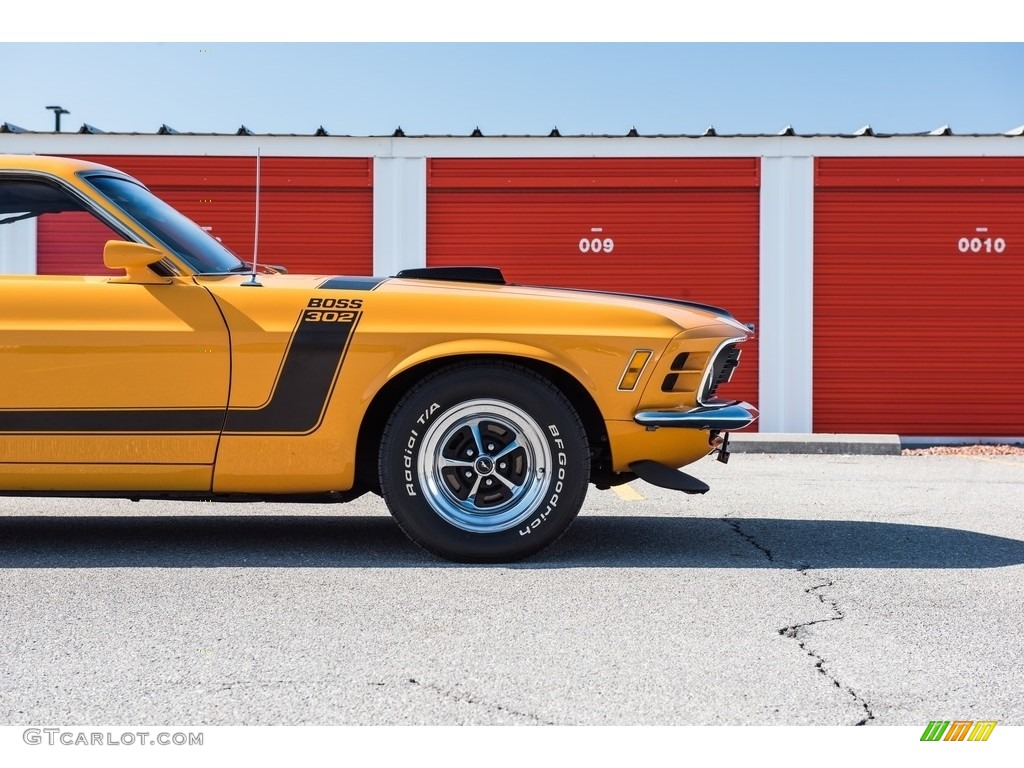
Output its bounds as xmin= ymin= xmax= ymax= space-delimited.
xmin=0 ymin=515 xmax=1022 ymax=569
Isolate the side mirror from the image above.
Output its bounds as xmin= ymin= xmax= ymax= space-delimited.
xmin=103 ymin=241 xmax=169 ymax=284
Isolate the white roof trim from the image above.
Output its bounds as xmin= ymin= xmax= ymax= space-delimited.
xmin=2 ymin=133 xmax=1023 ymax=159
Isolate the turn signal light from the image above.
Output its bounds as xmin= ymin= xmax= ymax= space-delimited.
xmin=618 ymin=350 xmax=652 ymax=391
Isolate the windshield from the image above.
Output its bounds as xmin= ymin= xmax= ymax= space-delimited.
xmin=82 ymin=173 xmax=246 ymax=274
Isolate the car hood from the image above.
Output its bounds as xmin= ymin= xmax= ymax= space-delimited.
xmin=209 ymin=271 xmax=752 ymax=337
xmin=391 ymin=274 xmax=749 ymax=336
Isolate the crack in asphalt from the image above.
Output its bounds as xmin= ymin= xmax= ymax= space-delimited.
xmin=725 ymin=519 xmax=776 ymax=562
xmin=407 ymin=678 xmax=558 ymax=725
xmin=724 ymin=517 xmax=876 ymax=726
xmin=778 ymin=572 xmax=876 ymax=726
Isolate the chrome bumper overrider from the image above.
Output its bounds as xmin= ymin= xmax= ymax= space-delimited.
xmin=634 ymin=401 xmax=759 ymax=431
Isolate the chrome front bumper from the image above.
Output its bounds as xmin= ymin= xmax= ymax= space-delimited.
xmin=634 ymin=400 xmax=759 ymax=431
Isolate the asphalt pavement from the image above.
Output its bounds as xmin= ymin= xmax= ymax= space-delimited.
xmin=1 ymin=450 xmax=1021 ymax=726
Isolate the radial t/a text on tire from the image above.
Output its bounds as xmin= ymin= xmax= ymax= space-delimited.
xmin=379 ymin=362 xmax=590 ymax=562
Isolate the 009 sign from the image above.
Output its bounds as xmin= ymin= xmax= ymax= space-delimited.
xmin=578 ymin=237 xmax=615 ymax=254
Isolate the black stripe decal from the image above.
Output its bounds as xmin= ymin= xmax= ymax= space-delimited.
xmin=0 ymin=408 xmax=223 ymax=434
xmin=223 ymin=311 xmax=358 ymax=434
xmin=0 ymin=311 xmax=358 ymax=436
xmin=318 ymin=276 xmax=385 ymax=291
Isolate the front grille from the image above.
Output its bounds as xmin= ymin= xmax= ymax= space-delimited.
xmin=701 ymin=344 xmax=741 ymax=403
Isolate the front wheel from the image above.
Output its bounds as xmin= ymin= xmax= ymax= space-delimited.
xmin=379 ymin=362 xmax=590 ymax=562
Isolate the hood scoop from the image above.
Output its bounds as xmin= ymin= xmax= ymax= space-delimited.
xmin=395 ymin=266 xmax=507 ymax=285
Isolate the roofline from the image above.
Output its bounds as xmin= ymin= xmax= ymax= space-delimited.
xmin=2 ymin=133 xmax=1023 ymax=159
xmin=4 ymin=122 xmax=1024 ymax=139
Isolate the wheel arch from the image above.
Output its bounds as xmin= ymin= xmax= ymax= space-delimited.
xmin=354 ymin=354 xmax=610 ymax=493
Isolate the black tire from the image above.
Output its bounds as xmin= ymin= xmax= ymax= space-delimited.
xmin=379 ymin=362 xmax=590 ymax=562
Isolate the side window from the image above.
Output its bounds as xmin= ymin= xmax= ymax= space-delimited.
xmin=0 ymin=177 xmax=127 ymax=276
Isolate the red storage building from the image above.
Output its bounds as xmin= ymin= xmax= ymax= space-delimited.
xmin=36 ymin=155 xmax=373 ymax=276
xmin=426 ymin=157 xmax=761 ymax=414
xmin=814 ymin=157 xmax=1024 ymax=436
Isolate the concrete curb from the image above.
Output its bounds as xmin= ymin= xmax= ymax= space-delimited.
xmin=729 ymin=433 xmax=902 ymax=455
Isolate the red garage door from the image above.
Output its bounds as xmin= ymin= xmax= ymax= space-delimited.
xmin=37 ymin=155 xmax=373 ymax=276
xmin=427 ymin=157 xmax=760 ymax=413
xmin=815 ymin=157 xmax=1024 ymax=436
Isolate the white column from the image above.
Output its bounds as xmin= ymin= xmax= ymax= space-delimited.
xmin=373 ymin=156 xmax=426 ymax=276
xmin=759 ymin=156 xmax=814 ymax=433
xmin=0 ymin=217 xmax=37 ymax=274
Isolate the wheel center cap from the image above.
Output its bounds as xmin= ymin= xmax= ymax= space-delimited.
xmin=474 ymin=456 xmax=494 ymax=475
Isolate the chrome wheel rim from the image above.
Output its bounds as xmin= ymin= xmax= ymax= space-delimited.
xmin=417 ymin=399 xmax=552 ymax=533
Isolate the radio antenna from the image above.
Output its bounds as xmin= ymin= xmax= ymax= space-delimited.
xmin=241 ymin=146 xmax=262 ymax=287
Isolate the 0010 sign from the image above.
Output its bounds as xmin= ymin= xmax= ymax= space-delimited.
xmin=958 ymin=236 xmax=1006 ymax=254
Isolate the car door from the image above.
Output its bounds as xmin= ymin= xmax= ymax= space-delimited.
xmin=0 ymin=173 xmax=229 ymax=492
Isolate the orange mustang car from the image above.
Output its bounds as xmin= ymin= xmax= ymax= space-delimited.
xmin=0 ymin=154 xmax=757 ymax=562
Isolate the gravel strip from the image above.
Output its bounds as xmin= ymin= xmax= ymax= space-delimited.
xmin=902 ymin=444 xmax=1024 ymax=456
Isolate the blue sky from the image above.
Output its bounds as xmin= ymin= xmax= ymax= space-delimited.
xmin=2 ymin=38 xmax=1021 ymax=136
